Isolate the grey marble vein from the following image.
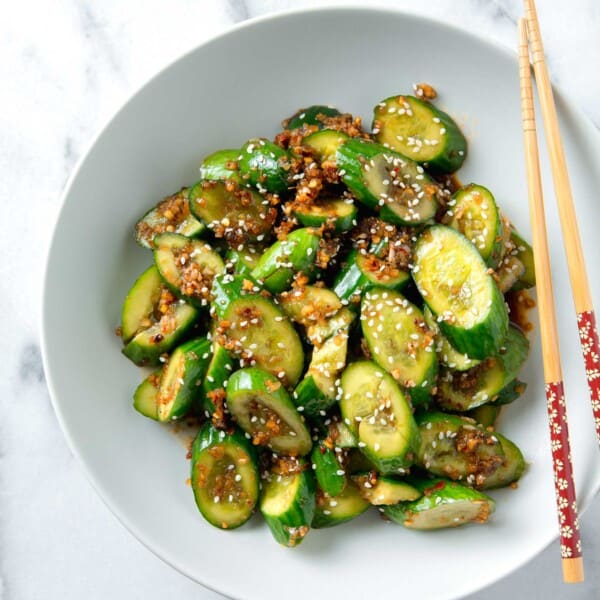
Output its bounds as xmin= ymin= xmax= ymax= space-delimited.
xmin=18 ymin=343 xmax=45 ymax=385
xmin=225 ymin=0 xmax=251 ymax=23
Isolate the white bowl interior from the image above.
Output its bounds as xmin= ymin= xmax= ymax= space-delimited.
xmin=43 ymin=8 xmax=600 ymax=600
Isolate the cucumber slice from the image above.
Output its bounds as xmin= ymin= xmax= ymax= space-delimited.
xmin=423 ymin=305 xmax=481 ymax=371
xmin=260 ymin=460 xmax=316 ymax=547
xmin=238 ymin=138 xmax=291 ymax=194
xmin=436 ymin=325 xmax=530 ymax=411
xmin=509 ymin=228 xmax=536 ymax=290
xmin=339 ymin=361 xmax=420 ymax=474
xmin=226 ymin=367 xmax=312 ymax=456
xmin=191 ymin=423 xmax=259 ymax=530
xmin=352 ymin=472 xmax=421 ymax=505
xmin=361 ymin=288 xmax=437 ymax=407
xmin=293 ymin=198 xmax=357 ymax=233
xmin=333 ymin=246 xmax=411 ymax=305
xmin=122 ymin=299 xmax=198 ymax=367
xmin=445 ymin=184 xmax=504 ymax=268
xmin=216 ymin=293 xmax=304 ymax=386
xmin=373 ymin=95 xmax=467 ymax=173
xmin=329 ymin=420 xmax=358 ymax=449
xmin=189 ymin=180 xmax=276 ymax=243
xmin=135 ymin=188 xmax=205 ymax=250
xmin=157 ymin=337 xmax=212 ymax=421
xmin=199 ymin=149 xmax=241 ymax=182
xmin=495 ymin=255 xmax=526 ymax=293
xmin=278 ymin=285 xmax=342 ymax=327
xmin=250 ymin=228 xmax=321 ymax=293
xmin=210 ymin=273 xmax=261 ymax=320
xmin=285 ymin=105 xmax=341 ymax=130
xmin=225 ymin=246 xmax=263 ymax=276
xmin=133 ymin=370 xmax=161 ymax=420
xmin=303 ymin=129 xmax=349 ymax=163
xmin=121 ymin=265 xmax=163 ymax=344
xmin=200 ymin=342 xmax=235 ymax=415
xmin=336 ymin=139 xmax=439 ymax=226
xmin=416 ymin=412 xmax=506 ymax=488
xmin=495 ymin=378 xmax=527 ymax=405
xmin=466 ymin=403 xmax=501 ymax=428
xmin=306 ymin=307 xmax=355 ymax=347
xmin=383 ymin=478 xmax=495 ymax=529
xmin=346 ymin=448 xmax=379 ymax=473
xmin=311 ymin=443 xmax=347 ymax=497
xmin=413 ymin=225 xmax=509 ymax=359
xmin=312 ymin=481 xmax=370 ymax=528
xmin=480 ymin=433 xmax=526 ymax=489
xmin=153 ymin=233 xmax=225 ymax=308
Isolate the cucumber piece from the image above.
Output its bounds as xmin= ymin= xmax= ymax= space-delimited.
xmin=285 ymin=105 xmax=341 ymax=130
xmin=210 ymin=273 xmax=261 ymax=320
xmin=238 ymin=138 xmax=291 ymax=194
xmin=134 ymin=188 xmax=205 ymax=250
xmin=121 ymin=265 xmax=163 ymax=344
xmin=133 ymin=370 xmax=161 ymax=420
xmin=312 ymin=481 xmax=370 ymax=528
xmin=216 ymin=293 xmax=304 ymax=386
xmin=436 ymin=325 xmax=529 ymax=411
xmin=339 ymin=361 xmax=420 ymax=474
xmin=225 ymin=246 xmax=263 ymax=276
xmin=157 ymin=337 xmax=212 ymax=421
xmin=383 ymin=478 xmax=495 ymax=529
xmin=153 ymin=233 xmax=225 ymax=308
xmin=329 ymin=420 xmax=358 ymax=449
xmin=333 ymin=246 xmax=411 ymax=305
xmin=495 ymin=255 xmax=526 ymax=293
xmin=189 ymin=180 xmax=275 ymax=243
xmin=361 ymin=288 xmax=437 ymax=407
xmin=509 ymin=228 xmax=536 ymax=290
xmin=278 ymin=285 xmax=342 ymax=327
xmin=306 ymin=307 xmax=355 ymax=347
xmin=226 ymin=367 xmax=312 ymax=456
xmin=260 ymin=461 xmax=316 ymax=547
xmin=352 ymin=472 xmax=421 ymax=505
xmin=122 ymin=299 xmax=198 ymax=367
xmin=303 ymin=129 xmax=349 ymax=163
xmin=346 ymin=448 xmax=379 ymax=473
xmin=200 ymin=342 xmax=235 ymax=415
xmin=466 ymin=403 xmax=501 ymax=428
xmin=423 ymin=305 xmax=481 ymax=371
xmin=311 ymin=443 xmax=347 ymax=497
xmin=416 ymin=412 xmax=506 ymax=488
xmin=199 ymin=149 xmax=241 ymax=182
xmin=250 ymin=228 xmax=320 ymax=293
xmin=191 ymin=423 xmax=259 ymax=530
xmin=336 ymin=139 xmax=439 ymax=226
xmin=495 ymin=378 xmax=527 ymax=405
xmin=445 ymin=184 xmax=504 ymax=268
xmin=293 ymin=198 xmax=357 ymax=233
xmin=373 ymin=95 xmax=467 ymax=173
xmin=413 ymin=225 xmax=509 ymax=359
xmin=480 ymin=433 xmax=526 ymax=489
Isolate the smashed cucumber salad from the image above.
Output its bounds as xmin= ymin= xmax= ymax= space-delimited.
xmin=119 ymin=85 xmax=536 ymax=546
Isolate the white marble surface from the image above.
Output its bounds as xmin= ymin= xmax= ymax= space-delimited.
xmin=1 ymin=1 xmax=599 ymax=598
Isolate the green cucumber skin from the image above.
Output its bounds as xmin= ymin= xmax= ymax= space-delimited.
xmin=238 ymin=138 xmax=290 ymax=194
xmin=293 ymin=199 xmax=357 ymax=233
xmin=133 ymin=370 xmax=161 ymax=420
xmin=333 ymin=248 xmax=410 ymax=305
xmin=293 ymin=376 xmax=336 ymax=418
xmin=191 ymin=422 xmax=259 ymax=530
xmin=336 ymin=138 xmax=438 ymax=226
xmin=302 ymin=129 xmax=349 ymax=162
xmin=480 ymin=433 xmax=526 ymax=489
xmin=250 ymin=228 xmax=320 ymax=293
xmin=285 ymin=105 xmax=341 ymax=130
xmin=226 ymin=367 xmax=312 ymax=456
xmin=225 ymin=247 xmax=263 ymax=277
xmin=199 ymin=149 xmax=241 ymax=182
xmin=158 ymin=337 xmax=212 ymax=422
xmin=311 ymin=444 xmax=347 ymax=497
xmin=200 ymin=343 xmax=235 ymax=415
xmin=260 ymin=468 xmax=316 ymax=547
xmin=210 ymin=273 xmax=260 ymax=320
xmin=122 ymin=303 xmax=199 ymax=367
xmin=352 ymin=473 xmax=421 ymax=505
xmin=510 ymin=229 xmax=536 ymax=290
xmin=312 ymin=482 xmax=370 ymax=529
xmin=121 ymin=265 xmax=162 ymax=344
xmin=373 ymin=95 xmax=467 ymax=174
xmin=382 ymin=478 xmax=495 ymax=529
xmin=495 ymin=378 xmax=527 ymax=405
xmin=466 ymin=403 xmax=501 ymax=428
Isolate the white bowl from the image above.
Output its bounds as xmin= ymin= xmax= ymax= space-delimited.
xmin=42 ymin=7 xmax=600 ymax=600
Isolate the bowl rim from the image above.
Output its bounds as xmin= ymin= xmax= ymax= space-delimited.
xmin=40 ymin=5 xmax=600 ymax=599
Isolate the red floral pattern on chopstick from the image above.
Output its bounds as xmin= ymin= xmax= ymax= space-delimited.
xmin=546 ymin=381 xmax=582 ymax=559
xmin=577 ymin=310 xmax=600 ymax=445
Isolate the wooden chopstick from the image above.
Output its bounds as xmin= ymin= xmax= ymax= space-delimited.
xmin=518 ymin=18 xmax=584 ymax=584
xmin=524 ymin=0 xmax=600 ymax=446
